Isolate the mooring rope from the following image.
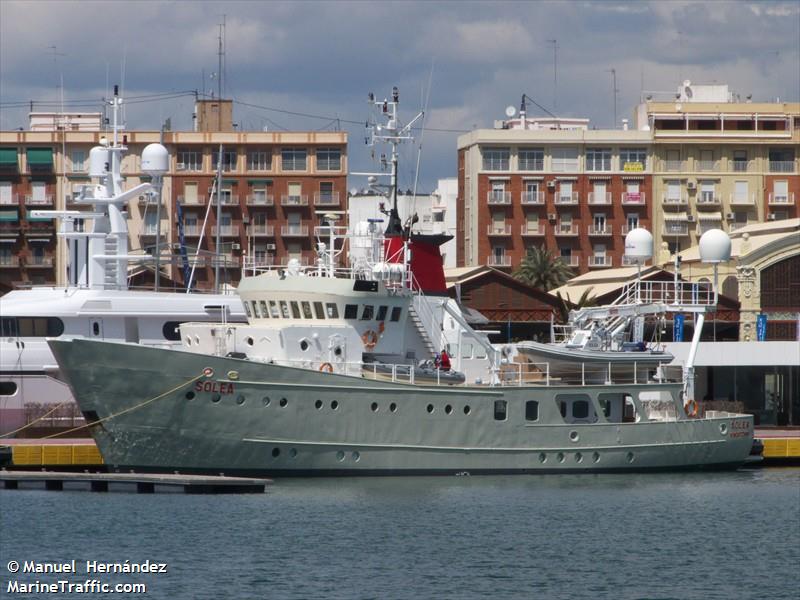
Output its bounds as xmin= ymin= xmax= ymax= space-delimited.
xmin=0 ymin=402 xmax=69 ymax=439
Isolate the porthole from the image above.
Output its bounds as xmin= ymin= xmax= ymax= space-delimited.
xmin=334 ymin=346 xmax=342 ymax=357
xmin=389 ymin=403 xmax=397 ymax=413
xmin=227 ymin=370 xmax=239 ymax=380
xmin=272 ymin=448 xmax=280 ymax=458
xmin=185 ymin=391 xmax=195 ymax=400
xmin=185 ymin=337 xmax=193 ymax=346
xmin=279 ymin=398 xmax=288 ymax=408
xmin=426 ymin=404 xmax=434 ymax=414
xmin=211 ymin=393 xmax=221 ymax=403
xmin=626 ymin=452 xmax=635 ymax=464
xmin=370 ymin=402 xmax=378 ymax=412
xmin=445 ymin=404 xmax=453 ymax=415
xmin=262 ymin=396 xmax=271 ymax=407
xmin=719 ymin=423 xmax=728 ymax=435
xmin=352 ymin=451 xmax=360 ymax=462
xmin=246 ymin=337 xmax=254 ymax=347
xmin=336 ymin=450 xmax=345 ymax=462
xmin=538 ymin=453 xmax=547 ymax=464
xmin=194 ymin=335 xmax=200 ymax=345
xmin=575 ymin=452 xmax=583 ymax=463
xmin=557 ymin=452 xmax=565 ymax=463
xmin=236 ymin=395 xmax=246 ymax=405
xmin=592 ymin=452 xmax=600 ymax=463
xmin=300 ymin=339 xmax=309 ymax=352
xmin=463 ymin=405 xmax=471 ymax=415
xmin=331 ymin=400 xmax=339 ymax=410
xmin=289 ymin=448 xmax=297 ymax=459
xmin=569 ymin=430 xmax=579 ymax=443
xmin=315 ymin=400 xmax=323 ymax=410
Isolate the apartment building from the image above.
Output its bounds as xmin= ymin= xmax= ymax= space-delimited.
xmin=0 ymin=100 xmax=347 ymax=291
xmin=456 ymin=83 xmax=799 ymax=275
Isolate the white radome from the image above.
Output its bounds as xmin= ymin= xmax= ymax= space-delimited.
xmin=624 ymin=228 xmax=654 ymax=262
xmin=141 ymin=143 xmax=169 ymax=175
xmin=699 ymin=229 xmax=732 ymax=263
xmin=89 ymin=146 xmax=109 ymax=178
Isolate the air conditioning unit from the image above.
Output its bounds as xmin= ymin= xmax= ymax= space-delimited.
xmin=266 ymin=243 xmax=276 ymax=250
xmin=767 ymin=214 xmax=777 ymax=221
xmin=231 ymin=243 xmax=241 ymax=250
xmin=547 ymin=213 xmax=557 ymax=221
xmin=546 ymin=181 xmax=556 ymax=189
xmin=687 ymin=181 xmax=697 ymax=190
xmin=176 ymin=162 xmax=186 ymax=170
xmin=686 ymin=215 xmax=696 ymax=222
xmin=725 ymin=212 xmax=735 ymax=220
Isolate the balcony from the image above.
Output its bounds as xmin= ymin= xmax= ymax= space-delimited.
xmin=730 ymin=160 xmax=752 ymax=173
xmin=728 ymin=193 xmax=756 ymax=207
xmin=0 ymin=194 xmax=20 ymax=206
xmin=520 ymin=191 xmax=545 ymax=205
xmin=178 ymin=195 xmax=206 ymax=206
xmin=210 ymin=195 xmax=240 ymax=207
xmin=663 ymin=222 xmax=690 ymax=236
xmin=25 ymin=256 xmax=54 ymax=268
xmin=621 ymin=192 xmax=646 ymax=206
xmin=25 ymin=195 xmax=54 ymax=206
xmin=768 ymin=193 xmax=794 ymax=205
xmin=587 ymin=224 xmax=612 ymax=237
xmin=211 ymin=225 xmax=240 ymax=237
xmin=246 ymin=194 xmax=274 ymax=207
xmin=0 ymin=223 xmax=20 ymax=237
xmin=486 ymin=191 xmax=511 ymax=205
xmin=138 ymin=194 xmax=162 ymax=207
xmin=587 ymin=192 xmax=612 ymax=206
xmin=0 ymin=256 xmax=20 ymax=268
xmin=554 ymin=224 xmax=579 ymax=236
xmin=558 ymin=255 xmax=580 ymax=268
xmin=555 ymin=192 xmax=579 ymax=205
xmin=182 ymin=225 xmax=202 ymax=237
xmin=487 ymin=224 xmax=512 ymax=236
xmin=620 ymin=224 xmax=643 ymax=236
xmin=696 ymin=195 xmax=722 ymax=208
xmin=280 ymin=224 xmax=309 ymax=237
xmin=208 ymin=254 xmax=240 ymax=269
xmin=487 ymin=255 xmax=512 ymax=268
xmin=281 ymin=195 xmax=309 ymax=207
xmin=314 ymin=192 xmax=340 ymax=206
xmin=140 ymin=225 xmax=167 ymax=238
xmin=588 ymin=255 xmax=613 ymax=268
xmin=520 ymin=223 xmax=545 ymax=236
xmin=662 ymin=194 xmax=688 ymax=207
xmin=695 ymin=160 xmax=719 ymax=172
xmin=663 ymin=160 xmax=686 ymax=172
xmin=769 ymin=161 xmax=795 ymax=173
xmin=24 ymin=223 xmax=54 ymax=236
xmin=249 ymin=224 xmax=275 ymax=237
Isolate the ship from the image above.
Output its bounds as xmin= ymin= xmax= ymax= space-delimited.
xmin=47 ymin=88 xmax=754 ymax=475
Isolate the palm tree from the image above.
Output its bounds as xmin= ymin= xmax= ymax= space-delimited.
xmin=513 ymin=246 xmax=574 ymax=291
xmin=555 ymin=288 xmax=596 ymax=323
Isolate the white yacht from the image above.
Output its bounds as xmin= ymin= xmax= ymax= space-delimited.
xmin=0 ymin=88 xmax=245 ymax=434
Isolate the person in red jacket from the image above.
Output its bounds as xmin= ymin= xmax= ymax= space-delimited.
xmin=439 ymin=349 xmax=451 ymax=371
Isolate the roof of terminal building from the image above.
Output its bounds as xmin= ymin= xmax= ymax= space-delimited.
xmin=678 ymin=219 xmax=799 ymax=264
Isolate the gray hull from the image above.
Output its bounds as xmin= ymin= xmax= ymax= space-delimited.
xmin=49 ymin=339 xmax=754 ymax=476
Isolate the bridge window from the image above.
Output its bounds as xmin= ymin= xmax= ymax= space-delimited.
xmin=344 ymin=304 xmax=358 ymax=319
xmin=390 ymin=307 xmax=402 ymax=322
xmin=290 ymin=302 xmax=301 ymax=319
xmin=279 ymin=301 xmax=290 ymax=319
xmin=259 ymin=301 xmax=269 ymax=317
xmin=376 ymin=305 xmax=388 ymax=321
xmin=494 ymin=400 xmax=507 ymax=421
xmin=269 ymin=300 xmax=279 ymax=318
xmin=326 ymin=302 xmax=339 ymax=318
xmin=361 ymin=305 xmax=374 ymax=320
xmin=313 ymin=302 xmax=325 ymax=319
xmin=525 ymin=400 xmax=539 ymax=421
xmin=301 ymin=301 xmax=313 ymax=319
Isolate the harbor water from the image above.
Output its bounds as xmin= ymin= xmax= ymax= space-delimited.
xmin=2 ymin=468 xmax=798 ymax=599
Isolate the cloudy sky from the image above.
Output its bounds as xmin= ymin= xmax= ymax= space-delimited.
xmin=1 ymin=0 xmax=798 ymax=191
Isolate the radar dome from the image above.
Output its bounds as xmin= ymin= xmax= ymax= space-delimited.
xmin=89 ymin=146 xmax=109 ymax=178
xmin=624 ymin=228 xmax=653 ymax=263
xmin=141 ymin=143 xmax=169 ymax=175
xmin=699 ymin=229 xmax=731 ymax=263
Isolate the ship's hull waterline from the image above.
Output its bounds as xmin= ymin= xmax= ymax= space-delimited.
xmin=50 ymin=339 xmax=754 ymax=476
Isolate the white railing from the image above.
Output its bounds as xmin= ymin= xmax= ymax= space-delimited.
xmin=588 ymin=224 xmax=612 ymax=236
xmin=555 ymin=224 xmax=579 ymax=236
xmin=279 ymin=256 xmax=311 ymax=266
xmin=521 ymin=224 xmax=545 ymax=236
xmin=211 ymin=195 xmax=240 ymax=206
xmin=729 ymin=193 xmax=755 ymax=206
xmin=588 ymin=255 xmax=612 ymax=267
xmin=0 ymin=256 xmax=20 ymax=267
xmin=730 ymin=160 xmax=751 ymax=172
xmin=696 ymin=195 xmax=722 ymax=206
xmin=281 ymin=195 xmax=309 ymax=206
xmin=662 ymin=194 xmax=688 ymax=206
xmin=769 ymin=161 xmax=795 ymax=173
xmin=520 ymin=191 xmax=545 ymax=205
xmin=246 ymin=194 xmax=274 ymax=206
xmin=487 ymin=191 xmax=511 ymax=205
xmin=140 ymin=226 xmax=167 ymax=237
xmin=178 ymin=195 xmax=206 ymax=206
xmin=487 ymin=255 xmax=512 ymax=267
xmin=696 ymin=160 xmax=719 ymax=171
xmin=314 ymin=192 xmax=340 ymax=206
xmin=620 ymin=279 xmax=715 ymax=306
xmin=768 ymin=192 xmax=794 ymax=205
xmin=25 ymin=195 xmax=54 ymax=205
xmin=0 ymin=194 xmax=19 ymax=206
xmin=211 ymin=225 xmax=240 ymax=237
xmin=26 ymin=256 xmax=54 ymax=267
xmin=559 ymin=255 xmax=580 ymax=267
xmin=555 ymin=192 xmax=579 ymax=205
xmin=663 ymin=160 xmax=686 ymax=171
xmin=663 ymin=222 xmax=689 ymax=236
xmin=487 ymin=224 xmax=512 ymax=236
xmin=250 ymin=224 xmax=275 ymax=236
xmin=621 ymin=192 xmax=646 ymax=205
xmin=281 ymin=224 xmax=309 ymax=237
xmin=587 ymin=192 xmax=612 ymax=205
xmin=182 ymin=225 xmax=202 ymax=236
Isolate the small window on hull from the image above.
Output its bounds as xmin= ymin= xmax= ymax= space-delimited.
xmin=525 ymin=401 xmax=538 ymax=421
xmin=494 ymin=400 xmax=507 ymax=421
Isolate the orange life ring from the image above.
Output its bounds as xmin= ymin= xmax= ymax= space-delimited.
xmin=684 ymin=399 xmax=699 ymax=417
xmin=319 ymin=362 xmax=334 ymax=373
xmin=361 ymin=329 xmax=379 ymax=350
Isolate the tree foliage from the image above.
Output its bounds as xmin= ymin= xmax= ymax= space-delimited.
xmin=513 ymin=246 xmax=575 ymax=291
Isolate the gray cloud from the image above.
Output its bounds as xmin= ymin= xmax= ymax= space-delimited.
xmin=1 ymin=0 xmax=798 ymax=191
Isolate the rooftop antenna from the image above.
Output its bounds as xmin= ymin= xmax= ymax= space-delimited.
xmin=217 ymin=15 xmax=226 ymax=130
xmin=607 ymin=68 xmax=618 ymax=128
xmin=546 ymin=39 xmax=558 ymax=112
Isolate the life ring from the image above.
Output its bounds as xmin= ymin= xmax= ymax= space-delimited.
xmin=684 ymin=399 xmax=699 ymax=417
xmin=361 ymin=329 xmax=379 ymax=350
xmin=319 ymin=362 xmax=334 ymax=373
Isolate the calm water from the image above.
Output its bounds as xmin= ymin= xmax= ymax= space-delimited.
xmin=1 ymin=468 xmax=798 ymax=600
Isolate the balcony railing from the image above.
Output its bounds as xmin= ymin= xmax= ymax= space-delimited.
xmin=246 ymin=194 xmax=274 ymax=206
xmin=730 ymin=160 xmax=752 ymax=173
xmin=178 ymin=195 xmax=206 ymax=206
xmin=520 ymin=224 xmax=545 ymax=236
xmin=211 ymin=225 xmax=240 ymax=237
xmin=662 ymin=194 xmax=688 ymax=206
xmin=728 ymin=193 xmax=755 ymax=206
xmin=587 ymin=192 xmax=612 ymax=205
xmin=554 ymin=224 xmax=579 ymax=236
xmin=520 ymin=191 xmax=545 ymax=205
xmin=0 ymin=224 xmax=20 ymax=237
xmin=620 ymin=224 xmax=641 ymax=236
xmin=0 ymin=256 xmax=20 ymax=267
xmin=138 ymin=195 xmax=162 ymax=206
xmin=140 ymin=226 xmax=167 ymax=237
xmin=587 ymin=224 xmax=612 ymax=236
xmin=555 ymin=192 xmax=579 ymax=205
xmin=695 ymin=160 xmax=719 ymax=172
xmin=211 ymin=195 xmax=240 ymax=206
xmin=487 ymin=224 xmax=512 ymax=236
xmin=663 ymin=223 xmax=690 ymax=236
xmin=696 ymin=195 xmax=722 ymax=207
xmin=558 ymin=255 xmax=580 ymax=267
xmin=769 ymin=161 xmax=795 ymax=173
xmin=314 ymin=192 xmax=340 ymax=206
xmin=249 ymin=224 xmax=275 ymax=237
xmin=486 ymin=191 xmax=511 ymax=205
xmin=281 ymin=224 xmax=309 ymax=237
xmin=621 ymin=192 xmax=646 ymax=205
xmin=588 ymin=255 xmax=612 ymax=268
xmin=487 ymin=255 xmax=512 ymax=267
xmin=663 ymin=160 xmax=686 ymax=171
xmin=25 ymin=195 xmax=54 ymax=205
xmin=0 ymin=194 xmax=20 ymax=206
xmin=26 ymin=256 xmax=54 ymax=268
xmin=281 ymin=194 xmax=309 ymax=206
xmin=182 ymin=225 xmax=202 ymax=237
xmin=768 ymin=192 xmax=794 ymax=205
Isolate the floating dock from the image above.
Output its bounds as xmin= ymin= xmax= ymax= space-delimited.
xmin=0 ymin=470 xmax=270 ymax=494
xmin=757 ymin=429 xmax=800 ymax=465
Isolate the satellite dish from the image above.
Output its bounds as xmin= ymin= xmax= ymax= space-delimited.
xmin=699 ymin=229 xmax=731 ymax=264
xmin=505 ymin=105 xmax=517 ymax=118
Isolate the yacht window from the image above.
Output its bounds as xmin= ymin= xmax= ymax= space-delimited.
xmin=475 ymin=345 xmax=487 ymax=360
xmin=390 ymin=307 xmax=402 ymax=322
xmin=313 ymin=302 xmax=325 ymax=319
xmin=269 ymin=300 xmax=280 ymax=318
xmin=259 ymin=301 xmax=269 ymax=318
xmin=326 ymin=302 xmax=339 ymax=318
xmin=280 ymin=301 xmax=290 ymax=319
xmin=376 ymin=306 xmax=388 ymax=321
xmin=92 ymin=322 xmax=100 ymax=336
xmin=461 ymin=343 xmax=473 ymax=359
xmin=301 ymin=301 xmax=313 ymax=319
xmin=573 ymin=400 xmax=589 ymax=419
xmin=559 ymin=401 xmax=567 ymax=418
xmin=624 ymin=395 xmax=639 ymax=423
xmin=162 ymin=321 xmax=182 ymax=341
xmin=525 ymin=401 xmax=539 ymax=421
xmin=290 ymin=302 xmax=301 ymax=319
xmin=360 ymin=305 xmax=374 ymax=320
xmin=0 ymin=382 xmax=17 ymax=396
xmin=244 ymin=303 xmax=252 ymax=318
xmin=252 ymin=301 xmax=262 ymax=318
xmin=494 ymin=400 xmax=507 ymax=421
xmin=344 ymin=304 xmax=358 ymax=319
xmin=1 ymin=317 xmax=64 ymax=337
